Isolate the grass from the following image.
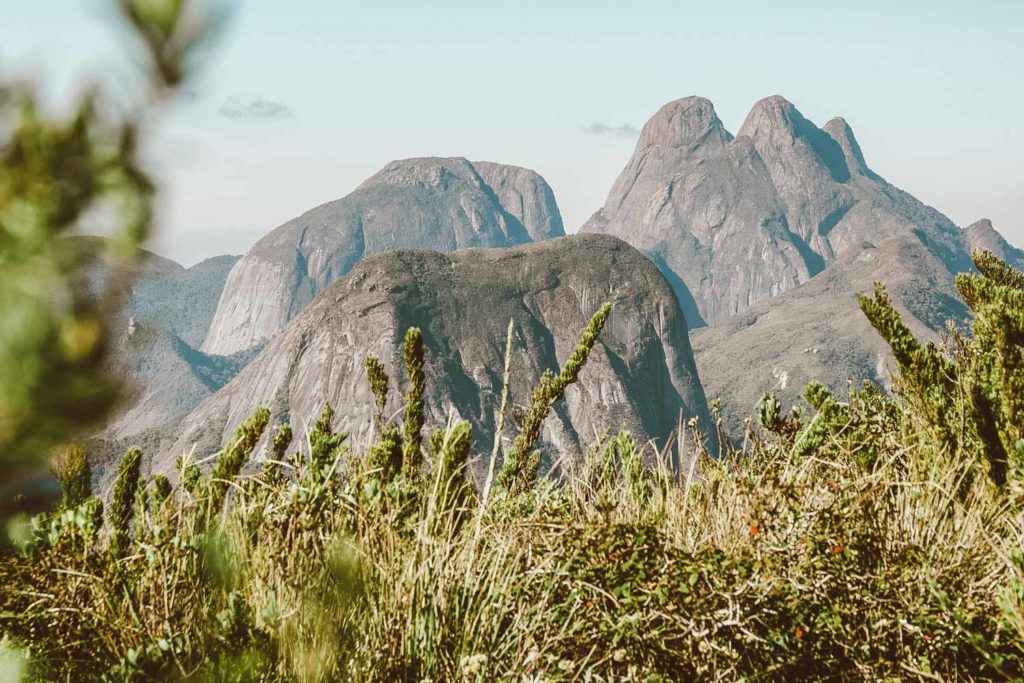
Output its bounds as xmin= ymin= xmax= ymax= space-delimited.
xmin=2 ymin=257 xmax=1024 ymax=681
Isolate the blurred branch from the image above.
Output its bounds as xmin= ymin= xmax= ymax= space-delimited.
xmin=0 ymin=0 xmax=216 ymax=515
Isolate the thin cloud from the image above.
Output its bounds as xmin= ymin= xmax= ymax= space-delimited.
xmin=219 ymin=96 xmax=293 ymax=120
xmin=583 ymin=122 xmax=640 ymax=138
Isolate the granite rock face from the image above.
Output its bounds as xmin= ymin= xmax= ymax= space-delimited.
xmin=129 ymin=254 xmax=242 ymax=348
xmin=202 ymin=158 xmax=565 ymax=356
xmin=582 ymin=95 xmax=971 ymax=327
xmin=471 ymin=161 xmax=565 ymax=241
xmin=157 ymin=235 xmax=713 ymax=475
xmin=690 ymin=235 xmax=971 ymax=433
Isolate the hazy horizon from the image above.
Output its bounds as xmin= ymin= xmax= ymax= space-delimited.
xmin=3 ymin=0 xmax=1021 ymax=266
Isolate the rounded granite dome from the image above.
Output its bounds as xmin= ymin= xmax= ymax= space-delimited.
xmin=636 ymin=95 xmax=733 ymax=153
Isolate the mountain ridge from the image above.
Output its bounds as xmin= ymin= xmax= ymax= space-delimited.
xmin=202 ymin=157 xmax=566 ymax=356
xmin=155 ymin=234 xmax=714 ymax=478
xmin=581 ymin=94 xmax=972 ymax=329
xmin=583 ymin=94 xmax=1016 ymax=433
xmin=62 ymin=238 xmax=244 ymax=454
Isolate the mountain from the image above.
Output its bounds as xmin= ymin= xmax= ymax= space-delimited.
xmin=581 ymin=95 xmax=970 ymax=327
xmin=202 ymin=158 xmax=565 ymax=356
xmin=62 ymin=238 xmax=244 ymax=449
xmin=584 ymin=95 xmax=1024 ymax=433
xmin=102 ymin=325 xmax=251 ymax=442
xmin=580 ymin=97 xmax=802 ymax=327
xmin=690 ymin=234 xmax=970 ymax=432
xmin=964 ymin=219 xmax=1024 ymax=271
xmin=67 ymin=236 xmax=238 ymax=346
xmin=154 ymin=235 xmax=713 ymax=477
xmin=470 ymin=161 xmax=565 ymax=241
xmin=129 ymin=254 xmax=242 ymax=348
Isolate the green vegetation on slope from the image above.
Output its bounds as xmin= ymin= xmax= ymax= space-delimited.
xmin=2 ymin=251 xmax=1024 ymax=681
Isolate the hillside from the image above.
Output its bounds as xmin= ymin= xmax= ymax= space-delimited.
xmin=156 ymin=234 xmax=713 ymax=477
xmin=59 ymin=238 xmax=244 ymax=458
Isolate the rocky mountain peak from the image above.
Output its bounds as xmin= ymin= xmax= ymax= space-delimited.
xmin=583 ymin=95 xmax=840 ymax=327
xmin=822 ymin=116 xmax=870 ymax=176
xmin=966 ymin=217 xmax=995 ymax=235
xmin=964 ymin=218 xmax=1024 ymax=269
xmin=356 ymin=156 xmax=477 ymax=192
xmin=736 ymin=95 xmax=819 ymax=154
xmin=582 ymin=93 xmax=971 ymax=331
xmin=582 ymin=96 xmax=736 ymax=237
xmin=737 ymin=95 xmax=799 ymax=135
xmin=201 ymin=158 xmax=564 ymax=356
xmin=470 ymin=160 xmax=566 ymax=241
xmin=738 ymin=95 xmax=851 ymax=184
xmin=636 ymin=96 xmax=733 ymax=156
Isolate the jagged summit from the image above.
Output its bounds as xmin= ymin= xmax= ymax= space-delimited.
xmin=636 ymin=96 xmax=733 ymax=153
xmin=822 ymin=116 xmax=871 ymax=177
xmin=583 ymin=96 xmax=735 ymax=241
xmin=734 ymin=96 xmax=854 ymax=253
xmin=739 ymin=95 xmax=851 ymax=185
xmin=202 ymin=157 xmax=565 ymax=356
xmin=582 ymin=93 xmax=981 ymax=431
xmin=583 ymin=94 xmax=967 ymax=328
xmin=737 ymin=95 xmax=799 ymax=133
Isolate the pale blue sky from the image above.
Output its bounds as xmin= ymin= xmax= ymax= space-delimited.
xmin=3 ymin=1 xmax=1022 ymax=264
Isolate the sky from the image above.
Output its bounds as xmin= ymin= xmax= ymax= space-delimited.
xmin=2 ymin=0 xmax=1022 ymax=265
